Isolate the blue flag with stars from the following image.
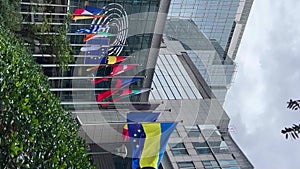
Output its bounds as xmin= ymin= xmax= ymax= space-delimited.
xmin=84 ymin=38 xmax=110 ymax=64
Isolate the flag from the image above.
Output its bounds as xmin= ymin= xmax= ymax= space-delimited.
xmin=81 ymin=38 xmax=110 ymax=52
xmin=96 ymin=78 xmax=142 ymax=102
xmin=85 ymin=6 xmax=104 ymax=15
xmin=72 ymin=6 xmax=105 ymax=20
xmin=73 ymin=6 xmax=104 ymax=15
xmin=72 ymin=15 xmax=106 ymax=20
xmin=91 ymin=64 xmax=137 ymax=84
xmin=127 ymin=112 xmax=160 ymax=123
xmin=109 ymin=89 xmax=151 ymax=102
xmin=98 ymin=89 xmax=150 ymax=107
xmin=91 ymin=77 xmax=109 ymax=84
xmin=110 ymin=64 xmax=137 ymax=76
xmin=97 ymin=90 xmax=114 ymax=102
xmin=123 ymin=112 xmax=160 ymax=142
xmin=75 ymin=25 xmax=109 ymax=34
xmin=84 ymin=38 xmax=110 ymax=64
xmin=86 ymin=56 xmax=127 ymax=71
xmin=114 ymin=78 xmax=142 ymax=88
xmin=119 ymin=89 xmax=151 ymax=98
xmin=97 ymin=78 xmax=141 ymax=102
xmin=84 ymin=32 xmax=116 ymax=42
xmin=128 ymin=122 xmax=178 ymax=169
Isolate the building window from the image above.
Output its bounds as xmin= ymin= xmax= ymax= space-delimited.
xmin=219 ymin=159 xmax=240 ymax=169
xmin=184 ymin=125 xmax=201 ymax=137
xmin=208 ymin=141 xmax=230 ymax=154
xmin=192 ymin=142 xmax=212 ymax=154
xmin=202 ymin=159 xmax=240 ymax=169
xmin=177 ymin=161 xmax=195 ymax=169
xmin=198 ymin=125 xmax=221 ymax=138
xmin=169 ymin=143 xmax=188 ymax=156
xmin=202 ymin=160 xmax=220 ymax=169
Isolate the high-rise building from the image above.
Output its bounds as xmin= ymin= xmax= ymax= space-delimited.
xmin=148 ymin=19 xmax=253 ymax=169
xmin=18 ymin=0 xmax=253 ymax=168
xmin=167 ymin=0 xmax=253 ymax=60
xmin=166 ymin=0 xmax=254 ymax=104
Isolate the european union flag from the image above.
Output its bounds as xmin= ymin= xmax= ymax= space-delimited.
xmin=127 ymin=112 xmax=160 ymax=123
xmin=84 ymin=38 xmax=110 ymax=64
xmin=128 ymin=122 xmax=177 ymax=169
xmin=123 ymin=112 xmax=159 ymax=142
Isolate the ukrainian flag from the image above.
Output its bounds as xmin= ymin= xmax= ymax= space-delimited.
xmin=128 ymin=122 xmax=177 ymax=169
xmin=123 ymin=112 xmax=160 ymax=142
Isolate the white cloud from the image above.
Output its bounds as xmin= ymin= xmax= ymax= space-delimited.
xmin=224 ymin=0 xmax=300 ymax=168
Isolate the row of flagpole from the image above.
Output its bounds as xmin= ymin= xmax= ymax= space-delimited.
xmin=71 ymin=4 xmax=150 ymax=107
xmin=72 ymin=3 xmax=178 ymax=169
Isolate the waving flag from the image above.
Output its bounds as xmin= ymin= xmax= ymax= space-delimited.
xmin=109 ymin=88 xmax=151 ymax=102
xmin=98 ymin=88 xmax=150 ymax=107
xmin=72 ymin=6 xmax=105 ymax=20
xmin=86 ymin=56 xmax=126 ymax=70
xmin=128 ymin=122 xmax=178 ymax=169
xmin=84 ymin=32 xmax=117 ymax=42
xmin=81 ymin=38 xmax=110 ymax=52
xmin=96 ymin=78 xmax=142 ymax=102
xmin=85 ymin=6 xmax=104 ymax=15
xmin=72 ymin=15 xmax=106 ymax=20
xmin=83 ymin=38 xmax=110 ymax=64
xmin=91 ymin=64 xmax=137 ymax=84
xmin=123 ymin=112 xmax=160 ymax=142
xmin=111 ymin=64 xmax=137 ymax=76
xmin=73 ymin=6 xmax=104 ymax=15
xmin=75 ymin=25 xmax=109 ymax=34
xmin=97 ymin=90 xmax=113 ymax=102
xmin=114 ymin=78 xmax=142 ymax=88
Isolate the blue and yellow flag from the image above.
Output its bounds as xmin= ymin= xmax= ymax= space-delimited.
xmin=128 ymin=122 xmax=177 ymax=169
xmin=123 ymin=112 xmax=159 ymax=142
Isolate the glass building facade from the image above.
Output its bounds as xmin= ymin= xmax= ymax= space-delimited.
xmin=162 ymin=19 xmax=235 ymax=104
xmin=146 ymin=23 xmax=253 ymax=168
xmin=168 ymin=0 xmax=240 ymax=55
xmin=166 ymin=0 xmax=254 ymax=104
xmin=167 ymin=0 xmax=254 ymax=60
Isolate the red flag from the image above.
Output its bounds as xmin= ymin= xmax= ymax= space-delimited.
xmin=91 ymin=77 xmax=108 ymax=84
xmin=110 ymin=64 xmax=137 ymax=76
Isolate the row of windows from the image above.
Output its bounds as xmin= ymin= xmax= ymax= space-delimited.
xmin=168 ymin=0 xmax=240 ymax=50
xmin=177 ymin=159 xmax=240 ymax=169
xmin=149 ymin=54 xmax=202 ymax=100
xmin=202 ymin=160 xmax=240 ymax=169
xmin=169 ymin=141 xmax=229 ymax=156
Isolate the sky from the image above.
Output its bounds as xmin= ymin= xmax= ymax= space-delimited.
xmin=223 ymin=0 xmax=300 ymax=169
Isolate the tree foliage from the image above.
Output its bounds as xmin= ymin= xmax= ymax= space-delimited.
xmin=281 ymin=124 xmax=300 ymax=140
xmin=32 ymin=13 xmax=74 ymax=71
xmin=0 ymin=0 xmax=74 ymax=71
xmin=282 ymin=99 xmax=300 ymax=140
xmin=0 ymin=0 xmax=22 ymax=32
xmin=0 ymin=26 xmax=94 ymax=168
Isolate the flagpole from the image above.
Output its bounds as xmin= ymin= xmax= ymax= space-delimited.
xmin=50 ymin=88 xmax=151 ymax=91
xmin=41 ymin=63 xmax=140 ymax=67
xmin=77 ymin=118 xmax=183 ymax=126
xmin=48 ymin=76 xmax=145 ymax=80
xmin=61 ymin=101 xmax=156 ymax=105
xmin=70 ymin=109 xmax=172 ymax=114
xmin=73 ymin=55 xmax=135 ymax=58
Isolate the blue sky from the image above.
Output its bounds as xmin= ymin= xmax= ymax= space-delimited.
xmin=224 ymin=0 xmax=300 ymax=168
